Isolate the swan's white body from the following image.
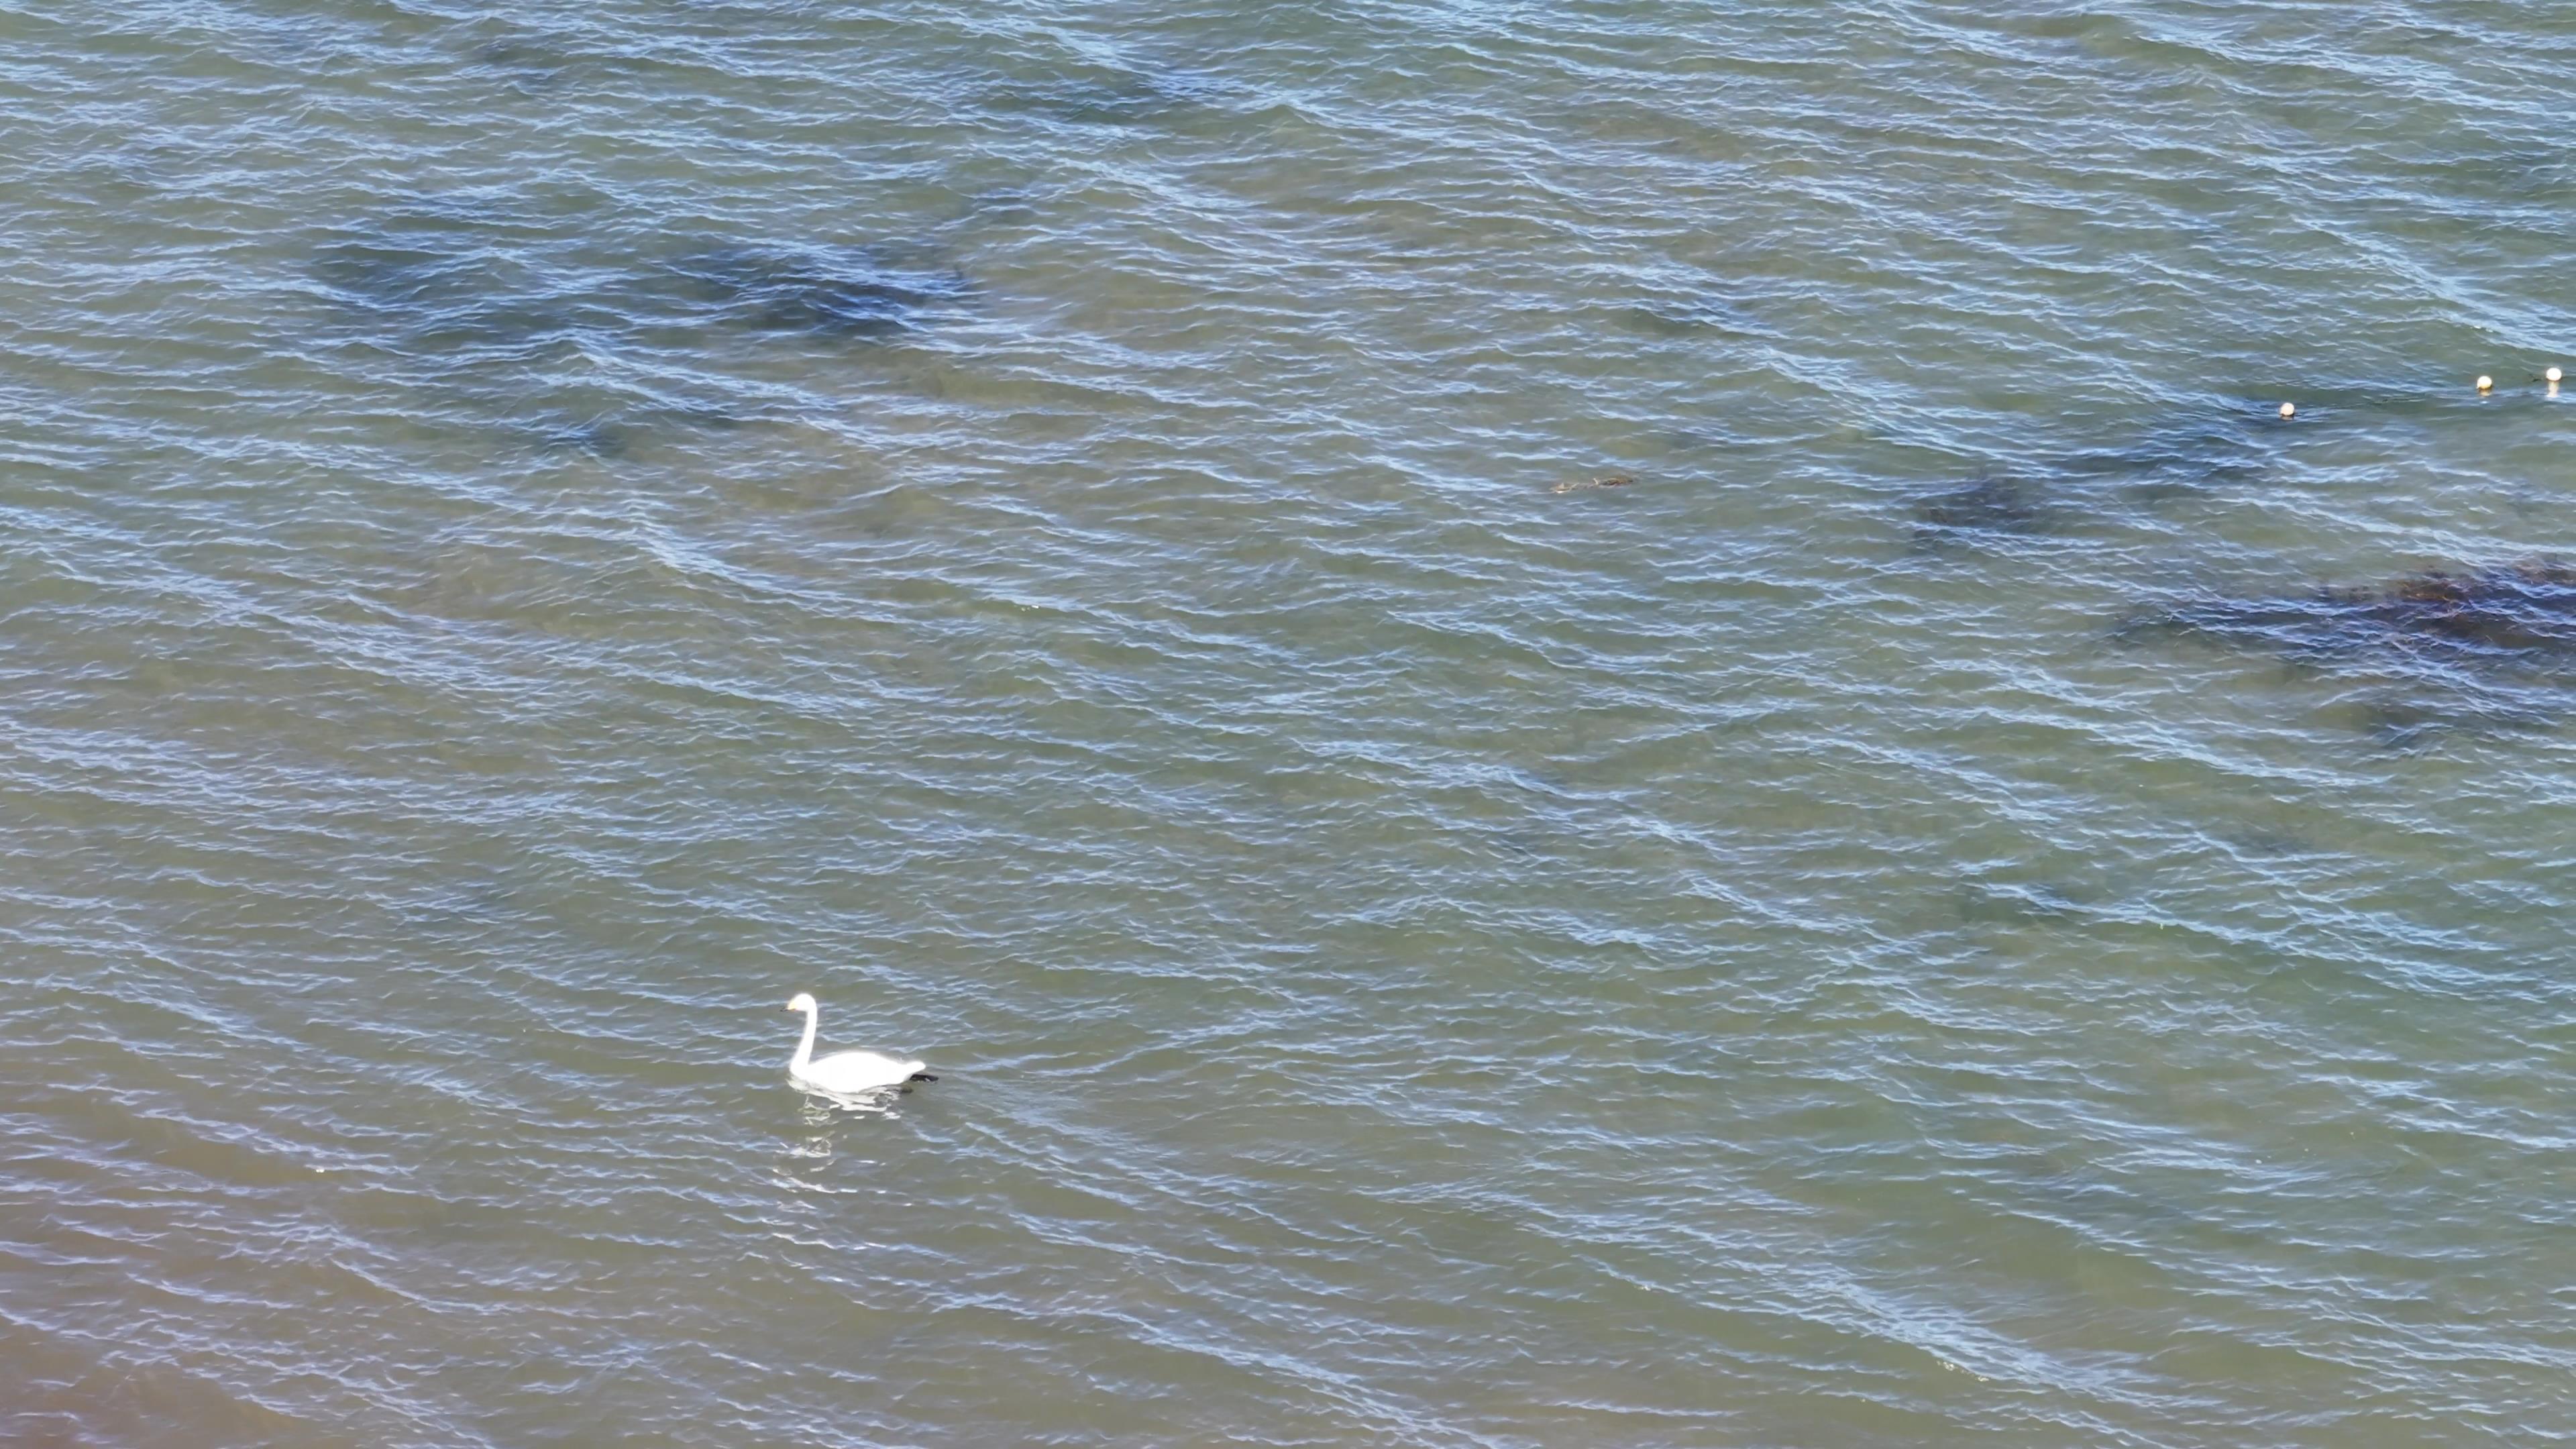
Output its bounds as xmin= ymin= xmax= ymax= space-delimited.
xmin=783 ymin=992 xmax=925 ymax=1093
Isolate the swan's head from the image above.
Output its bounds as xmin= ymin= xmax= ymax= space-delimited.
xmin=784 ymin=992 xmax=817 ymax=1014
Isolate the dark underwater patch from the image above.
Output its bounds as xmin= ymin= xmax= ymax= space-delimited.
xmin=665 ymin=245 xmax=971 ymax=339
xmin=988 ymin=68 xmax=1222 ymax=128
xmin=2051 ymin=431 xmax=2269 ymax=493
xmin=467 ymin=37 xmax=566 ymax=89
xmin=513 ymin=400 xmax=746 ymax=458
xmin=314 ymin=225 xmax=975 ymax=350
xmin=307 ymin=222 xmax=973 ymax=455
xmin=1955 ymin=878 xmax=2093 ymax=926
xmin=1901 ymin=409 xmax=2288 ymax=549
xmin=2129 ymin=559 xmax=2576 ymax=664
xmin=531 ymin=419 xmax=633 ymax=458
xmin=2119 ymin=559 xmax=2576 ymax=745
xmin=1912 ymin=475 xmax=2054 ymax=543
xmin=310 ymin=237 xmax=478 ymax=313
xmin=1617 ymin=299 xmax=1769 ymax=338
xmin=308 ymin=219 xmax=578 ymax=354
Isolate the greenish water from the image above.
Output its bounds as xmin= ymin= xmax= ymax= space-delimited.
xmin=3 ymin=2 xmax=2572 ymax=1444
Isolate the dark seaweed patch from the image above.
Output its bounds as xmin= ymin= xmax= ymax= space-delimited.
xmin=1956 ymin=879 xmax=2092 ymax=926
xmin=308 ymin=221 xmax=578 ymax=355
xmin=467 ymin=37 xmax=567 ymax=89
xmin=2055 ymin=443 xmax=2264 ymax=492
xmin=657 ymin=402 xmax=745 ymax=431
xmin=2121 ymin=562 xmax=2576 ymax=744
xmin=2041 ymin=413 xmax=2278 ymax=501
xmin=667 ymin=246 xmax=970 ymax=339
xmin=2328 ymin=692 xmax=2557 ymax=751
xmin=312 ymin=241 xmax=580 ymax=370
xmin=1620 ymin=306 xmax=1707 ymax=337
xmin=991 ymin=68 xmax=1220 ymax=127
xmin=1902 ymin=413 xmax=2284 ymax=548
xmin=315 ymin=227 xmax=974 ymax=349
xmin=531 ymin=419 xmax=632 ymax=458
xmin=307 ymin=221 xmax=973 ymax=455
xmin=311 ymin=239 xmax=479 ymax=313
xmin=2219 ymin=827 xmax=2314 ymax=860
xmin=1913 ymin=476 xmax=2053 ymax=541
xmin=2132 ymin=560 xmax=2576 ymax=663
xmin=411 ymin=299 xmax=588 ymax=356
xmin=1617 ymin=299 xmax=1768 ymax=338
xmin=2355 ymin=699 xmax=2447 ymax=751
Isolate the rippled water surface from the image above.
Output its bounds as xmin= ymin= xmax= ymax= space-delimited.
xmin=5 ymin=1 xmax=2574 ymax=1444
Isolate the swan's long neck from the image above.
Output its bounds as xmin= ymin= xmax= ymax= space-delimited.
xmin=791 ymin=1004 xmax=818 ymax=1071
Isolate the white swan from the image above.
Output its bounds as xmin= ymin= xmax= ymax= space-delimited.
xmin=781 ymin=992 xmax=931 ymax=1094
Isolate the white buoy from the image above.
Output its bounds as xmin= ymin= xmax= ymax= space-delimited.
xmin=2549 ymin=366 xmax=2565 ymax=384
xmin=2477 ymin=374 xmax=2495 ymax=392
xmin=2277 ymin=402 xmax=2296 ymax=419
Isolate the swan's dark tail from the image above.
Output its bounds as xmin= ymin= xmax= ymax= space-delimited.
xmin=908 ymin=1071 xmax=938 ymax=1083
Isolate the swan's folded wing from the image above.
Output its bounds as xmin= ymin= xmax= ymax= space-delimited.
xmin=805 ymin=1049 xmax=922 ymax=1090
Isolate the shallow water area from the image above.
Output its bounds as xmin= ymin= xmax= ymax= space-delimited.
xmin=3 ymin=1 xmax=2574 ymax=1445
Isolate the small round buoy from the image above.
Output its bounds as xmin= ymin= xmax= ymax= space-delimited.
xmin=2477 ymin=374 xmax=2495 ymax=392
xmin=2550 ymin=366 xmax=2565 ymax=384
xmin=2278 ymin=402 xmax=2296 ymax=419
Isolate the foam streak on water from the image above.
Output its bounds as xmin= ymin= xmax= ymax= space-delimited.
xmin=2 ymin=2 xmax=2573 ymax=1444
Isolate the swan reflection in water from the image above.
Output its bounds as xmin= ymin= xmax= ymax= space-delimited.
xmin=775 ymin=1089 xmax=906 ymax=1189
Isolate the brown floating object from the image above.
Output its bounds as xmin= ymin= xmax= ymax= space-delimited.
xmin=1552 ymin=472 xmax=1635 ymax=494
